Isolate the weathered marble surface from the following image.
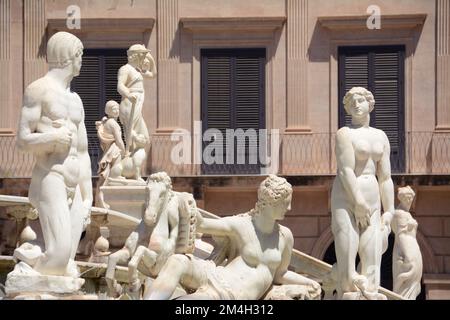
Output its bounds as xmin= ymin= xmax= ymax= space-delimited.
xmin=117 ymin=44 xmax=157 ymax=182
xmin=392 ymin=186 xmax=423 ymax=300
xmin=5 ymin=31 xmax=92 ymax=298
xmin=331 ymin=87 xmax=395 ymax=300
xmin=145 ymin=175 xmax=321 ymax=300
xmin=105 ymin=172 xmax=197 ymax=298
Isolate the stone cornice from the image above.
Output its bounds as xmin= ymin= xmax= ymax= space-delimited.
xmin=180 ymin=16 xmax=286 ymax=32
xmin=318 ymin=14 xmax=426 ymax=30
xmin=47 ymin=18 xmax=155 ymax=33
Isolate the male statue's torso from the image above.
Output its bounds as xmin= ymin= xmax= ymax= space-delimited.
xmin=32 ymin=75 xmax=84 ymax=188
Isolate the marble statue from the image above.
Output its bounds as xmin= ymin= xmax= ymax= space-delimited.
xmin=95 ymin=100 xmax=127 ymax=208
xmin=117 ymin=44 xmax=157 ymax=182
xmin=105 ymin=172 xmax=197 ymax=298
xmin=6 ymin=31 xmax=92 ymax=296
xmin=144 ymin=175 xmax=321 ymax=300
xmin=331 ymin=87 xmax=395 ymax=300
xmin=392 ymin=186 xmax=422 ymax=300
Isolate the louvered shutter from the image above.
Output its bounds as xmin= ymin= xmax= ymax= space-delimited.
xmin=339 ymin=52 xmax=369 ymax=127
xmin=338 ymin=46 xmax=405 ymax=173
xmin=234 ymin=54 xmax=265 ymax=174
xmin=71 ymin=49 xmax=127 ymax=174
xmin=201 ymin=49 xmax=265 ymax=175
xmin=71 ymin=56 xmax=101 ymax=174
xmin=202 ymin=55 xmax=232 ymax=174
xmin=372 ymin=50 xmax=405 ymax=172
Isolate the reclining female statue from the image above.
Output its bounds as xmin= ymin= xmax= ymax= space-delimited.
xmin=144 ymin=174 xmax=321 ymax=300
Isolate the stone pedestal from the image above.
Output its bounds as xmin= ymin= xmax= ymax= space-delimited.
xmin=101 ymin=186 xmax=147 ymax=221
xmin=341 ymin=291 xmax=387 ymax=300
xmin=5 ymin=262 xmax=85 ymax=299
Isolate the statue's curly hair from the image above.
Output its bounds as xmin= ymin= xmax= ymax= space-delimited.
xmin=398 ymin=185 xmax=415 ymax=197
xmin=105 ymin=100 xmax=119 ymax=117
xmin=147 ymin=171 xmax=172 ymax=190
xmin=343 ymin=87 xmax=375 ymax=115
xmin=250 ymin=175 xmax=292 ymax=215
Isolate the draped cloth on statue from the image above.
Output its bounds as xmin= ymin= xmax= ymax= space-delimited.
xmin=97 ymin=118 xmax=122 ymax=180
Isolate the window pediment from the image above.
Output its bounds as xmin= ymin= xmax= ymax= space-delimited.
xmin=318 ymin=14 xmax=426 ymax=30
xmin=180 ymin=17 xmax=285 ymax=33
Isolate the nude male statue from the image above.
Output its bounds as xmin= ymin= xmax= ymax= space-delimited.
xmin=117 ymin=45 xmax=157 ymax=182
xmin=16 ymin=31 xmax=92 ymax=277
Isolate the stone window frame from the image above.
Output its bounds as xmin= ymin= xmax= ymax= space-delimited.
xmin=46 ymin=18 xmax=155 ymax=49
xmin=180 ymin=17 xmax=286 ymax=175
xmin=318 ymin=14 xmax=426 ymax=174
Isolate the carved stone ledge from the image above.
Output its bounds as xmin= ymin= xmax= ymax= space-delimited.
xmin=318 ymin=14 xmax=426 ymax=30
xmin=180 ymin=16 xmax=286 ymax=32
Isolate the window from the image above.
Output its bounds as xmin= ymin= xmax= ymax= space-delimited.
xmin=338 ymin=46 xmax=405 ymax=173
xmin=71 ymin=49 xmax=128 ymax=174
xmin=201 ymin=48 xmax=266 ymax=175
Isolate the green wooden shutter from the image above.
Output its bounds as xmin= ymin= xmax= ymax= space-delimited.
xmin=338 ymin=46 xmax=405 ymax=173
xmin=201 ymin=49 xmax=265 ymax=175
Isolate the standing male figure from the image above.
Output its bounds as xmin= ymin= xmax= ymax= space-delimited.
xmin=117 ymin=44 xmax=157 ymax=182
xmin=16 ymin=31 xmax=92 ymax=278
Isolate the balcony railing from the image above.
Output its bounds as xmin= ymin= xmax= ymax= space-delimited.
xmin=1 ymin=131 xmax=449 ymax=178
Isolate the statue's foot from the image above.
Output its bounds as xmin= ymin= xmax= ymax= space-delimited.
xmin=106 ymin=279 xmax=123 ymax=298
xmin=352 ymin=275 xmax=369 ymax=293
xmin=129 ymin=279 xmax=141 ymax=293
xmin=13 ymin=243 xmax=43 ymax=267
xmin=65 ymin=259 xmax=80 ymax=278
xmin=137 ymin=177 xmax=145 ymax=184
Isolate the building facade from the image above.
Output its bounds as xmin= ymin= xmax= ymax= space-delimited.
xmin=0 ymin=0 xmax=449 ymax=299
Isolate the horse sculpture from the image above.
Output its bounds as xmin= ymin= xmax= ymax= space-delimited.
xmin=105 ymin=172 xmax=197 ymax=298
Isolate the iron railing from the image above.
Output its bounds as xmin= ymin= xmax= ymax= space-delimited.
xmin=1 ymin=132 xmax=449 ymax=178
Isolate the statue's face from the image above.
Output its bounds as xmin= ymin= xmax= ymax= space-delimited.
xmin=110 ymin=104 xmax=119 ymax=117
xmin=270 ymin=193 xmax=292 ymax=220
xmin=399 ymin=191 xmax=415 ymax=206
xmin=71 ymin=48 xmax=83 ymax=77
xmin=349 ymin=93 xmax=370 ymax=118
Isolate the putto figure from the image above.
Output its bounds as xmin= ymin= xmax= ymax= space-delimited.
xmin=7 ymin=32 xmax=92 ymax=295
xmin=95 ymin=100 xmax=126 ymax=208
xmin=392 ymin=186 xmax=423 ymax=300
xmin=331 ymin=87 xmax=395 ymax=300
xmin=118 ymin=44 xmax=157 ymax=182
xmin=144 ymin=175 xmax=321 ymax=300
